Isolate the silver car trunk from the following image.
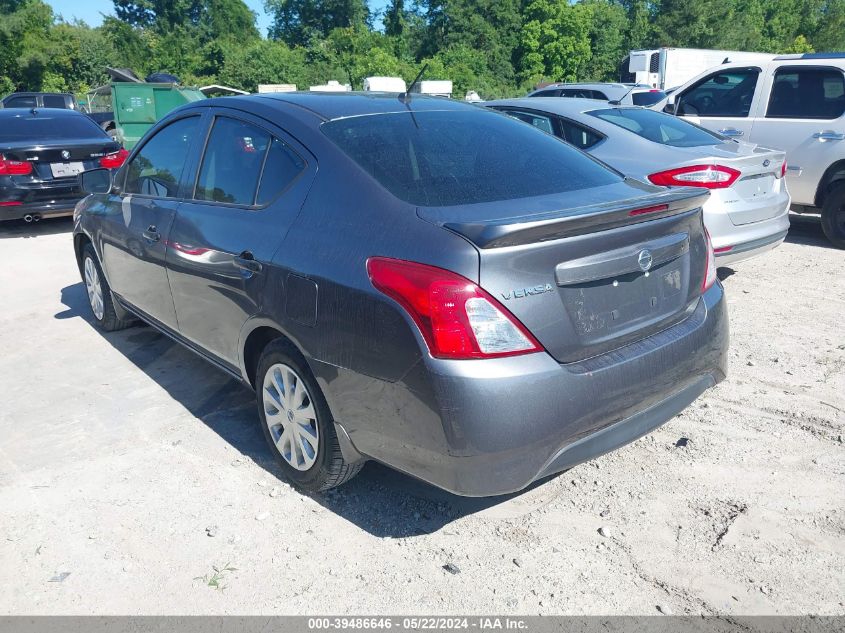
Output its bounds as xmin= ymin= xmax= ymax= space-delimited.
xmin=595 ymin=140 xmax=786 ymax=227
xmin=419 ymin=183 xmax=711 ymax=363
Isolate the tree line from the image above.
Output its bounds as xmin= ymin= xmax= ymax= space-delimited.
xmin=2 ymin=0 xmax=844 ymax=101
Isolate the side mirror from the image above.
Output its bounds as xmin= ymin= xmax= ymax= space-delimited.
xmin=79 ymin=168 xmax=113 ymax=194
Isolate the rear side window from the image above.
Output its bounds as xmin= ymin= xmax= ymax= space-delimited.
xmin=560 ymin=89 xmax=608 ymax=100
xmin=504 ymin=110 xmax=554 ymax=134
xmin=4 ymin=96 xmax=36 ymax=108
xmin=322 ymin=109 xmax=620 ymax=207
xmin=529 ymin=89 xmax=560 ymax=97
xmin=766 ymin=67 xmax=845 ymax=119
xmin=42 ymin=95 xmax=67 ymax=108
xmin=632 ymin=90 xmax=666 ymax=106
xmin=125 ymin=116 xmax=200 ymax=198
xmin=195 ymin=117 xmax=270 ymax=205
xmin=677 ymin=68 xmax=760 ymax=117
xmin=256 ymin=138 xmax=305 ymax=205
xmin=194 ymin=117 xmax=305 ymax=206
xmin=558 ymin=118 xmax=603 ymax=149
xmin=0 ymin=112 xmax=108 ymax=141
xmin=590 ymin=107 xmax=722 ymax=148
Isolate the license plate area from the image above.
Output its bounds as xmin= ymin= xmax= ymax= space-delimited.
xmin=561 ymin=260 xmax=688 ymax=338
xmin=50 ymin=162 xmax=85 ymax=178
xmin=735 ymin=174 xmax=776 ymax=200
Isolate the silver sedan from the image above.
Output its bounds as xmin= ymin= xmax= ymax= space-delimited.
xmin=488 ymin=98 xmax=791 ymax=265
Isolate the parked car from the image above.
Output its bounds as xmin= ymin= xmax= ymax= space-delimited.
xmin=488 ymin=98 xmax=790 ymax=264
xmin=73 ymin=93 xmax=727 ymax=496
xmin=0 ymin=108 xmax=127 ymax=223
xmin=2 ymin=92 xmax=79 ymax=110
xmin=621 ymin=48 xmax=776 ymax=90
xmin=656 ymin=53 xmax=845 ymax=248
xmin=529 ymin=82 xmax=667 ymax=106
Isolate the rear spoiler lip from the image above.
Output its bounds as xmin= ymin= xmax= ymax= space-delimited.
xmin=441 ymin=188 xmax=709 ymax=249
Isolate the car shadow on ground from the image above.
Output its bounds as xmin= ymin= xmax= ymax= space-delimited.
xmin=58 ymin=281 xmax=557 ymax=538
xmin=0 ymin=216 xmax=73 ymax=239
xmin=785 ymin=213 xmax=838 ymax=250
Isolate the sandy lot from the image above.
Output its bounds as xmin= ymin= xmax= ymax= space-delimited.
xmin=0 ymin=215 xmax=842 ymax=616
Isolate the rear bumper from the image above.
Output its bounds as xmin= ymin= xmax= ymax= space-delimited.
xmin=715 ymin=229 xmax=788 ymax=266
xmin=328 ymin=282 xmax=728 ymax=497
xmin=0 ymin=200 xmax=79 ymax=221
xmin=706 ymin=195 xmax=790 ymax=265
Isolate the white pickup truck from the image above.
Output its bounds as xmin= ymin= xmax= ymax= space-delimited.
xmin=656 ymin=53 xmax=845 ymax=248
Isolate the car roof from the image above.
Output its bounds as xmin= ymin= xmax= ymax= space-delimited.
xmin=204 ymin=91 xmax=475 ymax=122
xmin=487 ymin=97 xmax=636 ymax=118
xmin=0 ymin=107 xmax=87 ymax=118
xmin=533 ymin=83 xmax=655 ymax=96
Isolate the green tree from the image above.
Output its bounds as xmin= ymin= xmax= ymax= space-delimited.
xmin=265 ymin=0 xmax=370 ymax=46
xmin=518 ymin=0 xmax=592 ymax=85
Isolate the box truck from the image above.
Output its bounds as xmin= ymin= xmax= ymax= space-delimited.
xmin=621 ymin=48 xmax=776 ymax=90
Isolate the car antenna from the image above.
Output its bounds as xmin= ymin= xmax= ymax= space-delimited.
xmin=400 ymin=63 xmax=428 ymax=105
xmin=609 ymin=84 xmax=636 ymax=106
xmin=400 ymin=63 xmax=428 ymax=129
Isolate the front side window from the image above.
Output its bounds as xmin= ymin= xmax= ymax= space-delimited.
xmin=677 ymin=68 xmax=760 ymax=117
xmin=766 ymin=67 xmax=845 ymax=119
xmin=4 ymin=96 xmax=36 ymax=109
xmin=124 ymin=116 xmax=200 ymax=198
xmin=590 ymin=107 xmax=722 ymax=148
xmin=322 ymin=109 xmax=620 ymax=207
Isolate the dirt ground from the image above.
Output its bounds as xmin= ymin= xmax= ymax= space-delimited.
xmin=0 ymin=215 xmax=842 ymax=616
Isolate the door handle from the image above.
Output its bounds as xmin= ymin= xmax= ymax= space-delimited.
xmin=142 ymin=225 xmax=161 ymax=242
xmin=233 ymin=251 xmax=262 ymax=274
xmin=718 ymin=128 xmax=744 ymax=138
xmin=813 ymin=131 xmax=845 ymax=142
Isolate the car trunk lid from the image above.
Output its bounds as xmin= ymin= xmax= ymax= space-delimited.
xmin=1 ymin=138 xmax=121 ymax=183
xmin=674 ymin=142 xmax=787 ymax=226
xmin=418 ymin=182 xmax=710 ymax=363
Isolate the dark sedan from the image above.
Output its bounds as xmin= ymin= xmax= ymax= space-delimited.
xmin=73 ymin=93 xmax=728 ymax=496
xmin=0 ymin=108 xmax=127 ymax=223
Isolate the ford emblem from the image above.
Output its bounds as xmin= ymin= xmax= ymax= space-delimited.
xmin=638 ymin=249 xmax=653 ymax=272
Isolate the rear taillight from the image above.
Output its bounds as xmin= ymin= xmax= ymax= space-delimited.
xmin=702 ymin=228 xmax=717 ymax=292
xmin=367 ymin=257 xmax=544 ymax=360
xmin=649 ymin=165 xmax=740 ymax=189
xmin=99 ymin=148 xmax=129 ymax=169
xmin=778 ymin=160 xmax=787 ymax=179
xmin=0 ymin=154 xmax=33 ymax=176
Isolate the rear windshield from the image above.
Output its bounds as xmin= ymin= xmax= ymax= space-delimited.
xmin=0 ymin=113 xmax=108 ymax=142
xmin=589 ymin=107 xmax=721 ymax=148
xmin=321 ymin=109 xmax=620 ymax=206
xmin=631 ymin=90 xmax=667 ymax=106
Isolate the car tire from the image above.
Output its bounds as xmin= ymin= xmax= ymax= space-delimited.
xmin=81 ymin=243 xmax=134 ymax=331
xmin=256 ymin=341 xmax=363 ymax=492
xmin=821 ymin=183 xmax=845 ymax=249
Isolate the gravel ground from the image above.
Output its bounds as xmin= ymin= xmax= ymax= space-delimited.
xmin=0 ymin=215 xmax=842 ymax=615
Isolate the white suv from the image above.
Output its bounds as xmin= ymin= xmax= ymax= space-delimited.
xmin=657 ymin=53 xmax=845 ymax=248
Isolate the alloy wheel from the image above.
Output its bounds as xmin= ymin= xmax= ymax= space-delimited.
xmin=83 ymin=256 xmax=105 ymax=321
xmin=262 ymin=363 xmax=319 ymax=471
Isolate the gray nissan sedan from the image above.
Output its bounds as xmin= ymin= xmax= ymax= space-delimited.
xmin=73 ymin=93 xmax=728 ymax=496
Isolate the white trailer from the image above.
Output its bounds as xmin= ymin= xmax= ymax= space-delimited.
xmin=410 ymin=80 xmax=453 ymax=98
xmin=624 ymin=48 xmax=776 ymax=90
xmin=363 ymin=76 xmax=407 ymax=92
xmin=309 ymin=81 xmax=351 ymax=92
xmin=257 ymin=84 xmax=297 ymax=93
